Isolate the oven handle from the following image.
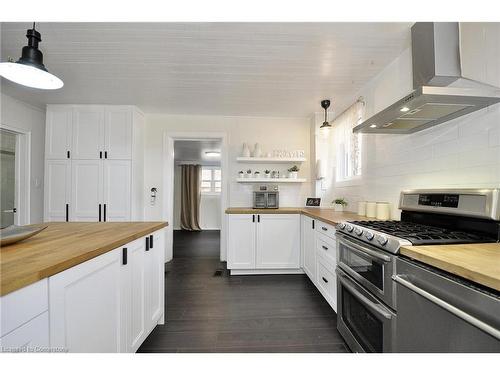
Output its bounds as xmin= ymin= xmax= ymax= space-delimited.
xmin=393 ymin=275 xmax=500 ymax=340
xmin=337 ymin=233 xmax=391 ymax=263
xmin=339 ymin=273 xmax=393 ymax=320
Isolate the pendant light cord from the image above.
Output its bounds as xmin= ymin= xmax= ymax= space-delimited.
xmin=32 ymin=22 xmax=36 ymax=31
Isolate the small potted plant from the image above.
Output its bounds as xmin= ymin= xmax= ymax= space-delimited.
xmin=264 ymin=169 xmax=271 ymax=178
xmin=254 ymin=171 xmax=260 ymax=178
xmin=238 ymin=170 xmax=244 ymax=178
xmin=245 ymin=169 xmax=252 ymax=178
xmin=288 ymin=165 xmax=299 ymax=179
xmin=333 ymin=198 xmax=348 ymax=212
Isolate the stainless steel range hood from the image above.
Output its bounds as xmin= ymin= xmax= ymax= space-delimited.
xmin=353 ymin=23 xmax=500 ymax=134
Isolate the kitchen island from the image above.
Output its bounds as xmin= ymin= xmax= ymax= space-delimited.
xmin=0 ymin=222 xmax=168 ymax=353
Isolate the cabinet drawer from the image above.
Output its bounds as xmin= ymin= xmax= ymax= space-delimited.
xmin=315 ymin=220 xmax=336 ymax=240
xmin=0 ymin=311 xmax=49 ymax=350
xmin=1 ymin=279 xmax=48 ymax=337
xmin=316 ymin=257 xmax=337 ymax=311
xmin=315 ymin=232 xmax=337 ymax=266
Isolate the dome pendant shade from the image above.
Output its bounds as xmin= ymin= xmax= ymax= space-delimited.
xmin=319 ymin=99 xmax=332 ymax=129
xmin=0 ymin=24 xmax=63 ymax=90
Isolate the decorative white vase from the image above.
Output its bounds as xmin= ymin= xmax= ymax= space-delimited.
xmin=238 ymin=172 xmax=244 ymax=178
xmin=334 ymin=204 xmax=344 ymax=212
xmin=253 ymin=143 xmax=262 ymax=158
xmin=288 ymin=171 xmax=298 ymax=179
xmin=242 ymin=143 xmax=251 ymax=157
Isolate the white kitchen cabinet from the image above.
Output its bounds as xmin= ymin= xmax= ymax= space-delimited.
xmin=316 ymin=256 xmax=337 ymax=312
xmin=44 ymin=160 xmax=71 ymax=222
xmin=105 ymin=107 xmax=133 ymax=160
xmin=0 ymin=312 xmax=49 ymax=351
xmin=103 ymin=160 xmax=131 ymax=222
xmin=256 ymin=214 xmax=300 ymax=269
xmin=123 ymin=238 xmax=146 ymax=353
xmin=49 ymin=247 xmax=126 ymax=353
xmin=45 ymin=107 xmax=72 ymax=160
xmin=227 ymin=214 xmax=257 ymax=269
xmin=145 ymin=230 xmax=165 ymax=329
xmin=71 ymin=160 xmax=103 ymax=222
xmin=72 ymin=106 xmax=105 ymax=160
xmin=301 ymin=215 xmax=316 ymax=283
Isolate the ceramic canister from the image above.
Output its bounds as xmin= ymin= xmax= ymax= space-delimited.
xmin=357 ymin=201 xmax=367 ymax=216
xmin=365 ymin=202 xmax=377 ymax=218
xmin=376 ymin=202 xmax=391 ymax=220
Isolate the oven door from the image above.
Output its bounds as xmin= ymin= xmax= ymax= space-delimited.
xmin=337 ymin=267 xmax=396 ymax=353
xmin=337 ymin=233 xmax=395 ymax=308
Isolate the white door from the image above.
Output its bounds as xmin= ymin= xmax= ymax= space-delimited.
xmin=227 ymin=215 xmax=256 ymax=269
xmin=302 ymin=215 xmax=316 ymax=282
xmin=71 ymin=160 xmax=103 ymax=221
xmin=49 ymin=247 xmax=126 ymax=352
xmin=145 ymin=230 xmax=165 ymax=331
xmin=104 ymin=107 xmax=133 ymax=160
xmin=45 ymin=107 xmax=72 ymax=159
xmin=256 ymin=214 xmax=300 ymax=269
xmin=103 ymin=160 xmax=131 ymax=222
xmin=44 ymin=160 xmax=71 ymax=222
xmin=72 ymin=107 xmax=104 ymax=160
xmin=122 ymin=238 xmax=146 ymax=353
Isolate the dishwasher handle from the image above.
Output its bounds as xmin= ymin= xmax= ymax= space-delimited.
xmin=393 ymin=275 xmax=500 ymax=341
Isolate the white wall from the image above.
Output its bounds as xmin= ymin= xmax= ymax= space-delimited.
xmin=0 ymin=93 xmax=46 ymax=223
xmin=144 ymin=114 xmax=311 ymax=221
xmin=314 ymin=23 xmax=500 ymax=219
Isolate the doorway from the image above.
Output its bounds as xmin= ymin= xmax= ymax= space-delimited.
xmin=163 ymin=132 xmax=228 ymax=262
xmin=0 ymin=127 xmax=30 ymax=227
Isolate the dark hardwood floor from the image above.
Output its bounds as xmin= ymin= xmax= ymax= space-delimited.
xmin=137 ymin=230 xmax=348 ymax=353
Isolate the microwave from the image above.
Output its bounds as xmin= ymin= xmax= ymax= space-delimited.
xmin=253 ymin=185 xmax=279 ymax=209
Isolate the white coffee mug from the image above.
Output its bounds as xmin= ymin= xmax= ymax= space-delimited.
xmin=366 ymin=202 xmax=377 ymax=218
xmin=376 ymin=202 xmax=390 ymax=220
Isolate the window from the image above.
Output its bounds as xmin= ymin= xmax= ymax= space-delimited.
xmin=200 ymin=166 xmax=221 ymax=194
xmin=332 ymin=100 xmax=365 ymax=182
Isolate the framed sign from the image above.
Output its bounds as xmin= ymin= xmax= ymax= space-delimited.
xmin=305 ymin=197 xmax=321 ymax=207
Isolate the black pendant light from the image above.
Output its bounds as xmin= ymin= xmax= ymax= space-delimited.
xmin=319 ymin=99 xmax=332 ymax=130
xmin=0 ymin=23 xmax=63 ymax=90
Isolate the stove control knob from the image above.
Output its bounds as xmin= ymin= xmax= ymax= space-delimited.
xmin=376 ymin=234 xmax=388 ymax=246
xmin=365 ymin=231 xmax=375 ymax=241
xmin=338 ymin=223 xmax=346 ymax=230
xmin=355 ymin=228 xmax=363 ymax=236
xmin=346 ymin=224 xmax=354 ymax=232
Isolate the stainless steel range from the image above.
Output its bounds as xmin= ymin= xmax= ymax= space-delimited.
xmin=335 ymin=188 xmax=500 ymax=353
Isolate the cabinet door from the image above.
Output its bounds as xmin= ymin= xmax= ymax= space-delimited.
xmin=122 ymin=238 xmax=146 ymax=353
xmin=145 ymin=230 xmax=165 ymax=332
xmin=45 ymin=107 xmax=73 ymax=159
xmin=104 ymin=107 xmax=133 ymax=160
xmin=44 ymin=160 xmax=71 ymax=222
xmin=71 ymin=160 xmax=103 ymax=221
xmin=103 ymin=160 xmax=131 ymax=222
xmin=72 ymin=107 xmax=105 ymax=160
xmin=49 ymin=247 xmax=125 ymax=352
xmin=302 ymin=215 xmax=316 ymax=282
xmin=0 ymin=312 xmax=49 ymax=350
xmin=256 ymin=214 xmax=300 ymax=269
xmin=227 ymin=215 xmax=256 ymax=269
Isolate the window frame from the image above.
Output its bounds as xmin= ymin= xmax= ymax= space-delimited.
xmin=200 ymin=166 xmax=222 ymax=195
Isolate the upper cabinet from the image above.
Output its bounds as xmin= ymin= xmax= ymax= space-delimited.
xmin=105 ymin=107 xmax=133 ymax=160
xmin=45 ymin=107 xmax=73 ymax=159
xmin=72 ymin=106 xmax=105 ymax=160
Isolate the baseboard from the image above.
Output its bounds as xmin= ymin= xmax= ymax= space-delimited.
xmin=230 ymin=269 xmax=305 ymax=275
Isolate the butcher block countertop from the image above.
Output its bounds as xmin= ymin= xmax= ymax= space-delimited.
xmin=225 ymin=207 xmax=373 ymax=226
xmin=400 ymin=243 xmax=500 ymax=292
xmin=0 ymin=222 xmax=168 ymax=296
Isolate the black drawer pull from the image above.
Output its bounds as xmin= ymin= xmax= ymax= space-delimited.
xmin=322 ymin=227 xmax=328 ymax=231
xmin=252 ymin=215 xmax=255 ymax=223
xmin=122 ymin=248 xmax=127 ymax=265
xmin=322 ymin=277 xmax=329 ymax=283
xmin=98 ymin=204 xmax=102 ymax=222
xmin=65 ymin=204 xmax=69 ymax=222
xmin=149 ymin=234 xmax=153 ymax=248
xmin=100 ymin=151 xmax=103 ymax=159
xmin=145 ymin=236 xmax=150 ymax=251
xmin=322 ymin=245 xmax=328 ymax=251
xmin=105 ymin=151 xmax=108 ymax=159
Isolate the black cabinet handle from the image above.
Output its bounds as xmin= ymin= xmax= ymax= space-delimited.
xmin=149 ymin=234 xmax=153 ymax=248
xmin=322 ymin=277 xmax=329 ymax=283
xmin=145 ymin=236 xmax=150 ymax=251
xmin=252 ymin=215 xmax=255 ymax=223
xmin=103 ymin=204 xmax=107 ymax=222
xmin=122 ymin=248 xmax=127 ymax=265
xmin=312 ymin=219 xmax=315 ymax=229
xmin=105 ymin=151 xmax=108 ymax=159
xmin=99 ymin=151 xmax=102 ymax=159
xmin=322 ymin=245 xmax=328 ymax=251
xmin=65 ymin=204 xmax=69 ymax=222
xmin=258 ymin=215 xmax=260 ymax=223
xmin=67 ymin=150 xmax=70 ymax=159
xmin=98 ymin=204 xmax=102 ymax=222
xmin=322 ymin=226 xmax=328 ymax=231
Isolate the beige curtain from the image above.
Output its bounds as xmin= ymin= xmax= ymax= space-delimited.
xmin=180 ymin=164 xmax=202 ymax=231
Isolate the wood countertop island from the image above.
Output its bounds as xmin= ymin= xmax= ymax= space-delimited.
xmin=0 ymin=222 xmax=168 ymax=296
xmin=400 ymin=243 xmax=500 ymax=292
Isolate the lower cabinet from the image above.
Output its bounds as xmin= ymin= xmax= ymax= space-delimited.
xmin=0 ymin=312 xmax=49 ymax=351
xmin=227 ymin=214 xmax=300 ymax=272
xmin=301 ymin=215 xmax=316 ymax=283
xmin=316 ymin=255 xmax=337 ymax=312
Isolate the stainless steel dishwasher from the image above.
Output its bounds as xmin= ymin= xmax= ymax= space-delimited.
xmin=393 ymin=257 xmax=500 ymax=352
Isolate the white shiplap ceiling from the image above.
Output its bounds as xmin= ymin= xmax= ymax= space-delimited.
xmin=0 ymin=22 xmax=412 ymax=116
xmin=174 ymin=140 xmax=221 ymax=165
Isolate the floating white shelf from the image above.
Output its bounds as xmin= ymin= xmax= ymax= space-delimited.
xmin=236 ymin=178 xmax=307 ymax=183
xmin=237 ymin=157 xmax=306 ymax=163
